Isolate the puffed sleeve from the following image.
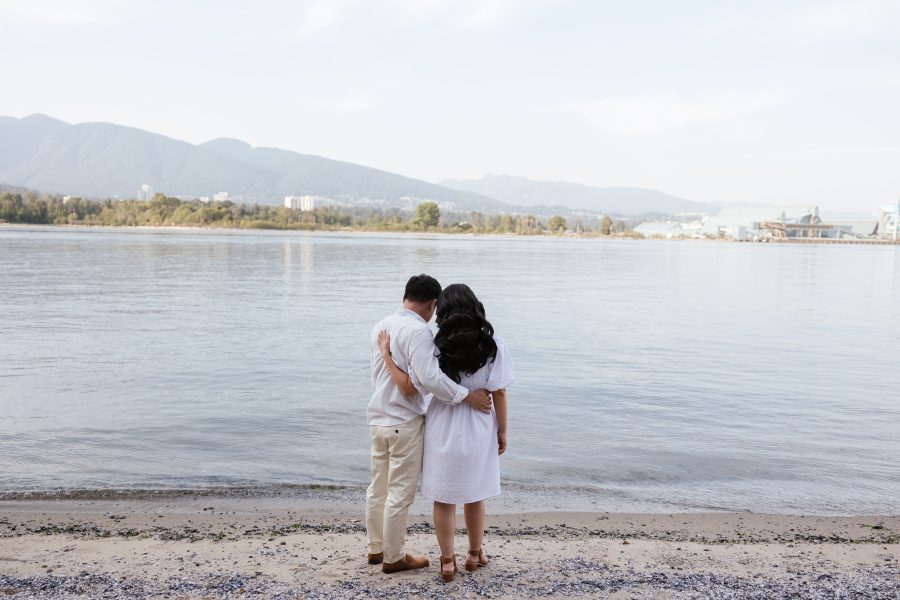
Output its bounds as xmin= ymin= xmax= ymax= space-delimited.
xmin=485 ymin=335 xmax=514 ymax=391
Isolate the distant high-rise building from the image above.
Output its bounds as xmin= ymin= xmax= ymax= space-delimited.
xmin=138 ymin=184 xmax=154 ymax=201
xmin=285 ymin=195 xmax=318 ymax=211
xmin=213 ymin=192 xmax=229 ymax=203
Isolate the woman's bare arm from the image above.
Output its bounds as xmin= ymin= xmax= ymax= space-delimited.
xmin=378 ymin=330 xmax=418 ymax=397
xmin=492 ymin=389 xmax=508 ymax=455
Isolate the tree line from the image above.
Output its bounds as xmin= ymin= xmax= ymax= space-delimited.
xmin=0 ymin=191 xmax=621 ymax=235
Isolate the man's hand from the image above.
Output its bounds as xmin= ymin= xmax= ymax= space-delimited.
xmin=464 ymin=389 xmax=492 ymax=413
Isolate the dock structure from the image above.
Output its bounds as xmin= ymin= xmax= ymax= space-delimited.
xmin=759 ymin=221 xmax=834 ymax=239
xmin=766 ymin=237 xmax=900 ymax=245
xmin=758 ymin=206 xmax=836 ymax=239
xmin=633 ymin=201 xmax=899 ymax=244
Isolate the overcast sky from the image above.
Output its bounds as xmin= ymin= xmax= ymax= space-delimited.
xmin=1 ymin=0 xmax=899 ymax=212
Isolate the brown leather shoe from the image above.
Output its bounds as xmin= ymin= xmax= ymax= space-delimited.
xmin=367 ymin=552 xmax=383 ymax=565
xmin=464 ymin=548 xmax=489 ymax=571
xmin=440 ymin=555 xmax=458 ymax=582
xmin=382 ymin=553 xmax=429 ymax=574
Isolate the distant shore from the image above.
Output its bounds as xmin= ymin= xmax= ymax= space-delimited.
xmin=4 ymin=222 xmax=900 ymax=245
xmin=1 ymin=489 xmax=897 ymax=599
xmin=0 ymin=220 xmax=621 ymax=238
xmin=0 ymin=221 xmax=646 ymax=242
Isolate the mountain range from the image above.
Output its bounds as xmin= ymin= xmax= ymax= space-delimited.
xmin=0 ymin=114 xmax=708 ymax=216
xmin=441 ymin=174 xmax=711 ymax=216
xmin=0 ymin=114 xmax=506 ymax=212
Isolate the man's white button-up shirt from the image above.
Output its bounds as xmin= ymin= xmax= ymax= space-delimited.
xmin=368 ymin=308 xmax=468 ymax=426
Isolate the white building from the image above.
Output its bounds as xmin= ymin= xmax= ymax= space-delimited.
xmin=284 ymin=195 xmax=318 ymax=211
xmin=877 ymin=202 xmax=900 ymax=240
xmin=137 ymin=184 xmax=154 ymax=201
xmin=213 ymin=192 xmax=229 ymax=203
xmin=634 ymin=221 xmax=686 ymax=238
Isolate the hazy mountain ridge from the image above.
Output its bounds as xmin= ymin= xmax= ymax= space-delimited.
xmin=1 ymin=114 xmax=711 ymax=217
xmin=0 ymin=114 xmax=505 ymax=212
xmin=0 ymin=183 xmax=37 ymax=195
xmin=0 ymin=114 xmax=273 ymax=200
xmin=198 ymin=137 xmax=506 ymax=211
xmin=441 ymin=174 xmax=713 ymax=216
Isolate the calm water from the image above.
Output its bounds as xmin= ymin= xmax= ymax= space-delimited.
xmin=1 ymin=226 xmax=898 ymax=515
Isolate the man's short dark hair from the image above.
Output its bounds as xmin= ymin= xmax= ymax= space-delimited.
xmin=404 ymin=274 xmax=442 ymax=303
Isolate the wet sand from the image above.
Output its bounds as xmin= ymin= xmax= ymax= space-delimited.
xmin=0 ymin=489 xmax=898 ymax=599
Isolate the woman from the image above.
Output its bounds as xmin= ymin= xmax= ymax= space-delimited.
xmin=378 ymin=283 xmax=513 ymax=582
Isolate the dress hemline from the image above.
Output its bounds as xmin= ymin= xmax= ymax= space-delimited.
xmin=420 ymin=490 xmax=501 ymax=505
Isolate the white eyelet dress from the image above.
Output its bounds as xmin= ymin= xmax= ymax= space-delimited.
xmin=419 ymin=336 xmax=515 ymax=505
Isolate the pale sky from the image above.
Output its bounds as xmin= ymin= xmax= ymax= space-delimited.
xmin=1 ymin=0 xmax=899 ymax=212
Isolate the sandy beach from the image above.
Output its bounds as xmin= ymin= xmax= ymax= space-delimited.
xmin=0 ymin=488 xmax=897 ymax=599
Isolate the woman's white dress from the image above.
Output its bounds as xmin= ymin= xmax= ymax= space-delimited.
xmin=418 ymin=336 xmax=514 ymax=505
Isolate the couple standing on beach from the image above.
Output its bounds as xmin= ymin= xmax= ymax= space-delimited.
xmin=365 ymin=274 xmax=514 ymax=582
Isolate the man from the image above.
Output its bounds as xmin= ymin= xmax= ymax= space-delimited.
xmin=366 ymin=274 xmax=491 ymax=574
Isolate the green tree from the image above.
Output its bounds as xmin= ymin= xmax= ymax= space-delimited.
xmin=514 ymin=215 xmax=541 ymax=234
xmin=469 ymin=211 xmax=485 ymax=232
xmin=600 ymin=215 xmax=612 ymax=235
xmin=548 ymin=215 xmax=566 ymax=233
xmin=0 ymin=193 xmax=23 ymax=222
xmin=414 ymin=201 xmax=440 ymax=229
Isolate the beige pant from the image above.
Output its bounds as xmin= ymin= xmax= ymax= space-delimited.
xmin=365 ymin=415 xmax=425 ymax=563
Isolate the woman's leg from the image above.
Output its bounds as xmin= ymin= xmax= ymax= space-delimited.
xmin=463 ymin=500 xmax=485 ymax=553
xmin=433 ymin=501 xmax=457 ymax=573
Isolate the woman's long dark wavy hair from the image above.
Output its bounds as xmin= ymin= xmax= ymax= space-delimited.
xmin=434 ymin=283 xmax=497 ymax=383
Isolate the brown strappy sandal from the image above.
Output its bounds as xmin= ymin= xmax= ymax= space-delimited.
xmin=464 ymin=548 xmax=489 ymax=571
xmin=439 ymin=555 xmax=458 ymax=582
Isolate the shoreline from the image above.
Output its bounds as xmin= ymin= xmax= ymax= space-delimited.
xmin=0 ymin=221 xmax=623 ymax=240
xmin=1 ymin=494 xmax=897 ymax=598
xmin=4 ymin=222 xmax=898 ymax=244
xmin=3 ymin=483 xmax=898 ymax=518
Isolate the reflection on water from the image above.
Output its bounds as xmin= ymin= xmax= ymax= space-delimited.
xmin=281 ymin=238 xmax=315 ymax=286
xmin=0 ymin=226 xmax=898 ymax=515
